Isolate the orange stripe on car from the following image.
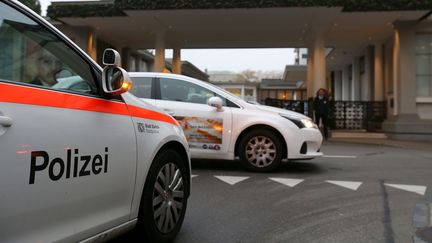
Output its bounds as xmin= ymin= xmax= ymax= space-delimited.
xmin=0 ymin=82 xmax=178 ymax=126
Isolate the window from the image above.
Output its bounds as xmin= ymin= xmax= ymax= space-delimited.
xmin=0 ymin=2 xmax=97 ymax=95
xmin=225 ymin=88 xmax=241 ymax=97
xmin=130 ymin=77 xmax=152 ymax=98
xmin=160 ymin=78 xmax=226 ymax=105
xmin=416 ymin=33 xmax=432 ymax=97
xmin=277 ymin=90 xmax=292 ymax=100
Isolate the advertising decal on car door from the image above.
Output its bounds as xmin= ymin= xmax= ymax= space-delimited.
xmin=175 ymin=116 xmax=223 ymax=150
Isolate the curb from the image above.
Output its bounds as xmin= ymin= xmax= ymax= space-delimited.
xmin=328 ymin=138 xmax=432 ymax=151
xmin=414 ymin=197 xmax=432 ymax=243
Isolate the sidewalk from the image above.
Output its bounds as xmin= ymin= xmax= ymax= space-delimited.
xmin=328 ymin=130 xmax=432 ymax=151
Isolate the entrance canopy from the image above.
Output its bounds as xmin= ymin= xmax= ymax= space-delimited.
xmin=48 ymin=1 xmax=429 ymax=69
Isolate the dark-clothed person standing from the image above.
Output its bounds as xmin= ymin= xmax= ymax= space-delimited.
xmin=313 ymin=88 xmax=329 ymax=139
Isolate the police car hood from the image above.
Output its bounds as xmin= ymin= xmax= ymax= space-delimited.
xmin=253 ymin=104 xmax=311 ymax=120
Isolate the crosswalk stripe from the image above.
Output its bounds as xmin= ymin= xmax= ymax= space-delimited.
xmin=269 ymin=178 xmax=304 ymax=187
xmin=325 ymin=180 xmax=362 ymax=190
xmin=193 ymin=175 xmax=427 ymax=195
xmin=384 ymin=183 xmax=427 ymax=195
xmin=214 ymin=176 xmax=249 ymax=185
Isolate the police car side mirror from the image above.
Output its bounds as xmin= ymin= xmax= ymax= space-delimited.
xmin=208 ymin=96 xmax=223 ymax=111
xmin=103 ymin=48 xmax=121 ymax=66
xmin=102 ymin=49 xmax=132 ymax=95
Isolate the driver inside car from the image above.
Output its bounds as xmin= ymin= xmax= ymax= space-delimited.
xmin=30 ymin=49 xmax=62 ymax=87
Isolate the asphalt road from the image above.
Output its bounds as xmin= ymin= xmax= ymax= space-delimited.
xmin=117 ymin=141 xmax=432 ymax=243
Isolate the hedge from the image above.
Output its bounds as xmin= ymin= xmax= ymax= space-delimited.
xmin=48 ymin=0 xmax=432 ymax=19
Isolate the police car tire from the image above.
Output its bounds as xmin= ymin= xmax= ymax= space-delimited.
xmin=238 ymin=129 xmax=283 ymax=172
xmin=136 ymin=149 xmax=189 ymax=243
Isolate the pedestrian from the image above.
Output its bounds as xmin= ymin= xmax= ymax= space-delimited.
xmin=313 ymin=88 xmax=329 ymax=140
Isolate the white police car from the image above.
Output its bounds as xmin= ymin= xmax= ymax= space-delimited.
xmin=129 ymin=72 xmax=323 ymax=172
xmin=0 ymin=1 xmax=190 ymax=242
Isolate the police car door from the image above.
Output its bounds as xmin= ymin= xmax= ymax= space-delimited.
xmin=155 ymin=77 xmax=233 ymax=159
xmin=0 ymin=2 xmax=136 ymax=242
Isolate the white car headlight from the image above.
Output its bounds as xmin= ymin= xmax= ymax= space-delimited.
xmin=280 ymin=114 xmax=318 ymax=129
xmin=301 ymin=118 xmax=318 ymax=129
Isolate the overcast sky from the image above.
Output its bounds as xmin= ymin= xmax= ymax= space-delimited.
xmin=39 ymin=0 xmax=295 ymax=72
xmin=164 ymin=49 xmax=295 ymax=72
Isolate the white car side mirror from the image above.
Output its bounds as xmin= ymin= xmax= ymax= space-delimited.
xmin=208 ymin=96 xmax=223 ymax=111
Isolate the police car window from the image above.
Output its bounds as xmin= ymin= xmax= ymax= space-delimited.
xmin=130 ymin=77 xmax=152 ymax=98
xmin=160 ymin=78 xmax=227 ymax=106
xmin=0 ymin=2 xmax=97 ymax=95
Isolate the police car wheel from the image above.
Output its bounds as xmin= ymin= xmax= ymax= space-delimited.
xmin=137 ymin=149 xmax=189 ymax=243
xmin=239 ymin=129 xmax=283 ymax=172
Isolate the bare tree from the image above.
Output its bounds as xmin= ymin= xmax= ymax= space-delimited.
xmin=234 ymin=69 xmax=283 ymax=82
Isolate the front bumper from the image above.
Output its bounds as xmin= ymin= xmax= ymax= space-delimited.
xmin=287 ymin=128 xmax=323 ymax=159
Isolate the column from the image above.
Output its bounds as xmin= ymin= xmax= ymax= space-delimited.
xmin=241 ymin=86 xmax=245 ymax=100
xmin=312 ymin=37 xmax=326 ymax=97
xmin=374 ymin=44 xmax=384 ymax=101
xmin=334 ymin=70 xmax=342 ymax=101
xmin=352 ymin=58 xmax=361 ymax=101
xmin=86 ymin=31 xmax=97 ymax=61
xmin=342 ymin=66 xmax=350 ymax=101
xmin=306 ymin=38 xmax=326 ymax=99
xmin=393 ymin=22 xmax=417 ymax=116
xmin=154 ymin=32 xmax=166 ymax=72
xmin=306 ymin=46 xmax=314 ymax=98
xmin=362 ymin=46 xmax=374 ymax=101
xmin=121 ymin=47 xmax=130 ymax=70
xmin=172 ymin=47 xmax=182 ymax=74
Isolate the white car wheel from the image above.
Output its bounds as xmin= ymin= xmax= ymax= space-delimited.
xmin=239 ymin=129 xmax=284 ymax=172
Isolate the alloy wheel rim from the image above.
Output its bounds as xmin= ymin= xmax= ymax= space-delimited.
xmin=152 ymin=163 xmax=184 ymax=233
xmin=245 ymin=136 xmax=277 ymax=167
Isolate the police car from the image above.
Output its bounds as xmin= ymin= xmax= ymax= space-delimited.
xmin=129 ymin=72 xmax=323 ymax=172
xmin=0 ymin=1 xmax=190 ymax=242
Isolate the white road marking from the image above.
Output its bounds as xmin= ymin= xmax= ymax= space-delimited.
xmin=384 ymin=183 xmax=427 ymax=195
xmin=191 ymin=174 xmax=198 ymax=178
xmin=323 ymin=155 xmax=357 ymax=158
xmin=326 ymin=180 xmax=363 ymax=190
xmin=269 ymin=178 xmax=304 ymax=187
xmin=214 ymin=176 xmax=249 ymax=185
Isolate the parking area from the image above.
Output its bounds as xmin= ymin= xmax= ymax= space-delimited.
xmin=114 ymin=141 xmax=432 ymax=243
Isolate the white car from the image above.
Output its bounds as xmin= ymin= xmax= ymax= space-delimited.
xmin=0 ymin=1 xmax=190 ymax=242
xmin=129 ymin=72 xmax=323 ymax=172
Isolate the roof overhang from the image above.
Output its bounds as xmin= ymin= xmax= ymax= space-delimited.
xmin=49 ymin=1 xmax=429 ymax=69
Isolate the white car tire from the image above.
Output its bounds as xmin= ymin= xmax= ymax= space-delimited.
xmin=136 ymin=149 xmax=189 ymax=243
xmin=238 ymin=129 xmax=284 ymax=172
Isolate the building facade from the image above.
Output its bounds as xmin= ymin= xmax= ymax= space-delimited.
xmin=47 ymin=0 xmax=432 ymax=140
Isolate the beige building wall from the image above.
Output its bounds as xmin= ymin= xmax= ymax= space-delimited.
xmin=55 ymin=25 xmax=97 ymax=61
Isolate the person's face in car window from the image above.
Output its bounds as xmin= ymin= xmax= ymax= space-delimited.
xmin=34 ymin=50 xmax=62 ymax=86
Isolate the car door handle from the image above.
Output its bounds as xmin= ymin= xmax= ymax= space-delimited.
xmin=164 ymin=109 xmax=175 ymax=116
xmin=0 ymin=115 xmax=13 ymax=127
